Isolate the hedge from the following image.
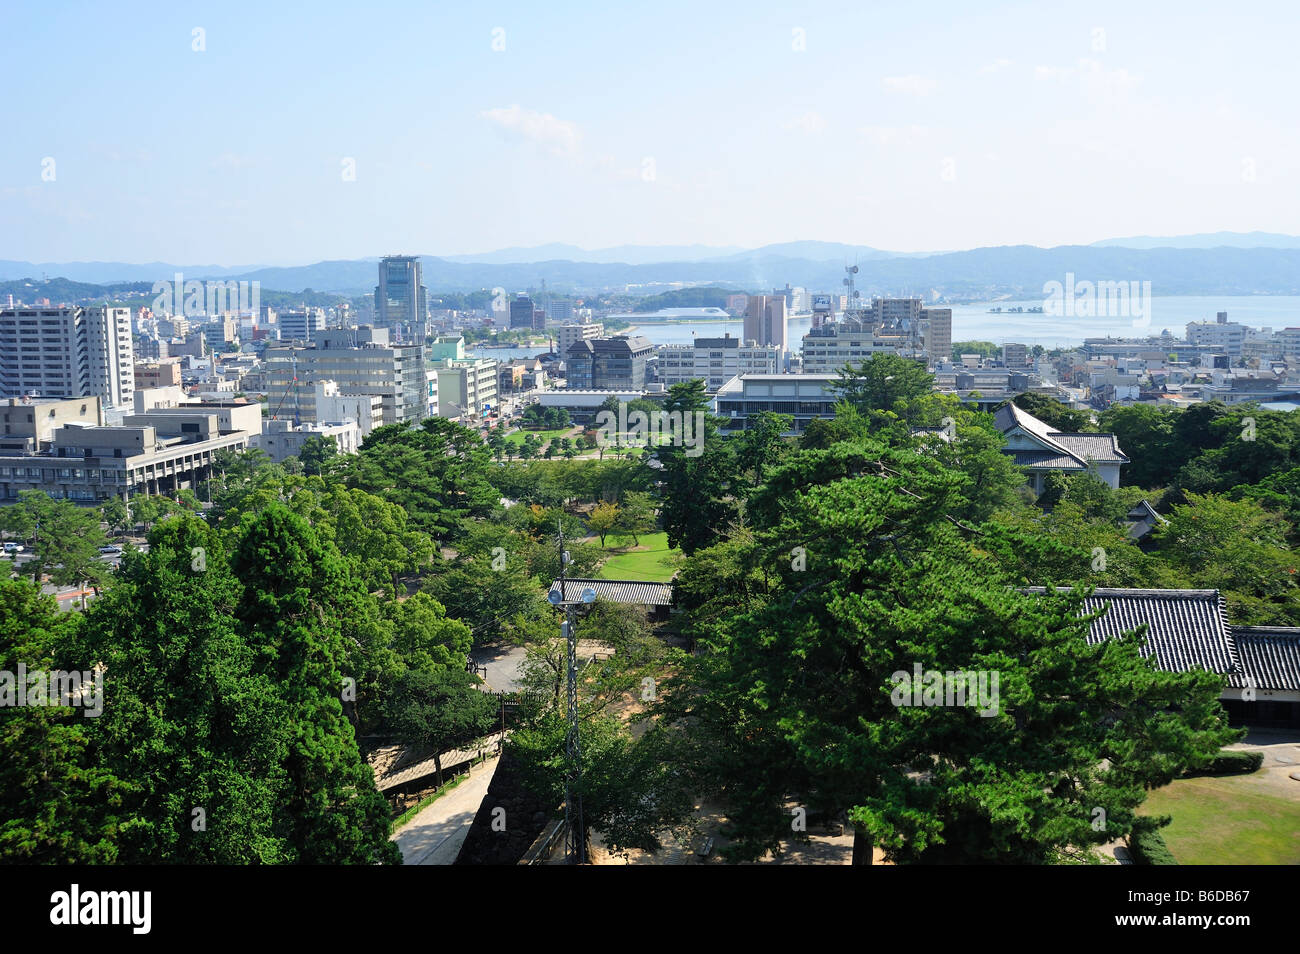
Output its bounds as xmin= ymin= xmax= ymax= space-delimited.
xmin=1129 ymin=828 xmax=1178 ymax=865
xmin=1186 ymin=749 xmax=1265 ymax=777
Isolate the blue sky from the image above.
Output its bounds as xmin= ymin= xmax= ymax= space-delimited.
xmin=4 ymin=0 xmax=1298 ymax=264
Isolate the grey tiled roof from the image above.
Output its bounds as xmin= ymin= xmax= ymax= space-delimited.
xmin=1052 ymin=433 xmax=1129 ymax=463
xmin=1023 ymin=587 xmax=1241 ymax=681
xmin=1232 ymin=627 xmax=1300 ymax=692
xmin=1008 ymin=449 xmax=1090 ymax=470
xmin=547 ymin=578 xmax=675 ymax=607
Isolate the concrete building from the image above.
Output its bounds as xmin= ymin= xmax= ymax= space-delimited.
xmin=1 ymin=305 xmax=135 ymax=410
xmin=435 ymin=358 xmax=499 ymax=420
xmin=375 ymin=256 xmax=429 ymax=340
xmin=277 ymin=309 xmax=327 ymax=343
xmin=534 ymin=389 xmax=644 ymax=426
xmin=557 ymin=322 xmax=603 ymax=356
xmin=134 ymin=359 xmax=183 ymax=390
xmin=714 ymin=373 xmax=839 ymax=435
xmin=0 ymin=405 xmax=255 ymax=503
xmin=261 ymin=326 xmax=430 ymax=426
xmin=315 ymin=380 xmax=383 ymax=437
xmin=253 ymin=418 xmax=362 ymax=463
xmin=1002 ymin=343 xmax=1030 ymax=369
xmin=655 ymin=334 xmax=781 ymax=391
xmin=565 ymin=336 xmax=654 ymax=390
xmin=743 ymin=295 xmax=788 ymax=351
xmin=1187 ymin=320 xmax=1247 ymax=358
xmin=510 ymin=294 xmax=536 ymax=330
xmin=0 ymin=396 xmax=104 ymax=454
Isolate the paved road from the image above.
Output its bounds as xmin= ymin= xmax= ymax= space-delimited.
xmin=392 ymin=755 xmax=500 ymax=865
xmin=470 ymin=643 xmax=528 ymax=692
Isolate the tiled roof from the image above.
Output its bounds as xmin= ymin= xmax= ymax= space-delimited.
xmin=1052 ymin=433 xmax=1129 ymax=464
xmin=994 ymin=403 xmax=1128 ymax=469
xmin=1007 ymin=450 xmax=1090 ymax=470
xmin=1023 ymin=587 xmax=1241 ymax=681
xmin=1232 ymin=627 xmax=1300 ymax=692
xmin=547 ymin=577 xmax=675 ymax=607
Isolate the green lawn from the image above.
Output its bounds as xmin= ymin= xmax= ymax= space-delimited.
xmin=1139 ymin=773 xmax=1300 ymax=865
xmin=502 ymin=427 xmax=571 ymax=448
xmin=594 ymin=531 xmax=679 ymax=582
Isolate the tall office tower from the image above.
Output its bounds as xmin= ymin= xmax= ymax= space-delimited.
xmin=744 ymin=295 xmax=788 ymax=351
xmin=375 ymin=255 xmax=429 ymax=338
xmin=509 ymin=294 xmax=536 ymax=329
xmin=0 ymin=305 xmax=134 ymax=409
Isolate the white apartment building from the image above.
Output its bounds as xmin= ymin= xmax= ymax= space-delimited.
xmin=315 ymin=379 xmax=384 ymax=437
xmin=1186 ymin=320 xmax=1247 ymax=357
xmin=557 ymin=322 xmax=604 ymax=355
xmin=1 ymin=305 xmax=135 ymax=410
xmin=655 ymin=334 xmax=781 ymax=391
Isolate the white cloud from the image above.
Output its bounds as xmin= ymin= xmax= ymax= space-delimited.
xmin=859 ymin=124 xmax=931 ymax=146
xmin=1035 ymin=59 xmax=1142 ymax=93
xmin=979 ymin=58 xmax=1012 ymax=74
xmin=785 ymin=111 xmax=827 ymax=134
xmin=481 ymin=104 xmax=581 ymax=158
xmin=882 ymin=74 xmax=937 ymax=96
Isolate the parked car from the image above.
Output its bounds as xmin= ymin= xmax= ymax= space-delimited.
xmin=98 ymin=545 xmax=123 ymax=555
xmin=2 ymin=542 xmax=24 ymax=554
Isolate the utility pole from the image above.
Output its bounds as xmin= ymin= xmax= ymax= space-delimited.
xmin=551 ymin=517 xmax=595 ymax=863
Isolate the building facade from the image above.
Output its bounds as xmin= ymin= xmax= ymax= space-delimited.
xmin=1 ymin=305 xmax=135 ymax=410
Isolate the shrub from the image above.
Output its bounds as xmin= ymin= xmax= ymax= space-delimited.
xmin=1186 ymin=749 xmax=1264 ymax=777
xmin=1129 ymin=828 xmax=1178 ymax=865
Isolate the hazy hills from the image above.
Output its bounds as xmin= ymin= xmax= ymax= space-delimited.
xmin=4 ymin=233 xmax=1300 ymax=300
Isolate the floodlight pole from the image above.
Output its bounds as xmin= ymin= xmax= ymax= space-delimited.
xmin=557 ymin=519 xmax=586 ymax=863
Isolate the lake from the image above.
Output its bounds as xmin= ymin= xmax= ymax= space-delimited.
xmin=462 ymin=295 xmax=1300 ymax=360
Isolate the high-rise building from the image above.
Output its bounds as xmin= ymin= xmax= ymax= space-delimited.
xmin=510 ymin=294 xmax=536 ymax=329
xmin=744 ymin=295 xmax=788 ymax=351
xmin=922 ymin=307 xmax=952 ymax=368
xmin=1 ymin=305 xmax=134 ymax=410
xmin=375 ymin=256 xmax=429 ymax=339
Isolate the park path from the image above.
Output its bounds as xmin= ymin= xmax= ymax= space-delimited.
xmin=392 ymin=754 xmax=500 ymax=865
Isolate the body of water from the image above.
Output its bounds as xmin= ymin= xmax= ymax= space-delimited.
xmin=462 ymin=296 xmax=1300 ymax=361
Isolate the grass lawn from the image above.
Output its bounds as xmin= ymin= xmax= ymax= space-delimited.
xmin=502 ymin=427 xmax=571 ymax=448
xmin=595 ymin=531 xmax=678 ymax=582
xmin=1139 ymin=774 xmax=1300 ymax=865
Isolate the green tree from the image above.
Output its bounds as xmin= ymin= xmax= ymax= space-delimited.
xmin=0 ymin=579 xmax=123 ymax=863
xmin=231 ymin=504 xmax=402 ymax=864
xmin=383 ymin=668 xmax=497 ymax=786
xmin=588 ymin=501 xmax=620 ymax=547
xmin=655 ymin=379 xmax=736 ymax=556
xmin=298 ymin=434 xmax=339 ymax=477
xmin=614 ymin=491 xmax=657 ymax=546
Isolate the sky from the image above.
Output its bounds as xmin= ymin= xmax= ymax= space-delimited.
xmin=4 ymin=0 xmax=1299 ymax=265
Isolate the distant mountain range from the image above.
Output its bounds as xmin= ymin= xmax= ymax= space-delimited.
xmin=4 ymin=233 xmax=1300 ymax=300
